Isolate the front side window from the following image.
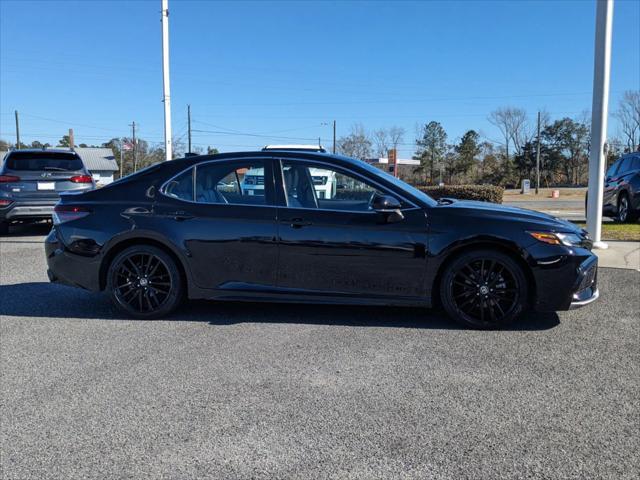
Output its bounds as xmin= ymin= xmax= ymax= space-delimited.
xmin=195 ymin=160 xmax=268 ymax=205
xmin=281 ymin=161 xmax=392 ymax=212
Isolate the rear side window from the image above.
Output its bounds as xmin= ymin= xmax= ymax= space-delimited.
xmin=163 ymin=168 xmax=194 ymax=201
xmin=617 ymin=156 xmax=632 ymax=174
xmin=195 ymin=160 xmax=269 ymax=206
xmin=631 ymin=155 xmax=640 ymax=171
xmin=5 ymin=152 xmax=84 ymax=171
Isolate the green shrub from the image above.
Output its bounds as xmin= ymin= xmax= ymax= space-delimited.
xmin=417 ymin=185 xmax=504 ymax=204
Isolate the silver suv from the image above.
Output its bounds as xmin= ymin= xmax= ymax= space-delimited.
xmin=0 ymin=149 xmax=95 ymax=234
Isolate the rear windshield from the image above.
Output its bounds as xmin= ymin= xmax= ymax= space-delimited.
xmin=4 ymin=152 xmax=84 ymax=171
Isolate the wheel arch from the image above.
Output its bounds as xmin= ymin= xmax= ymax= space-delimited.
xmin=99 ymin=235 xmax=189 ymax=291
xmin=430 ymin=238 xmax=536 ymax=309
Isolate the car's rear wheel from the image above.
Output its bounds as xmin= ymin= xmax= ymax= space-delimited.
xmin=616 ymin=193 xmax=636 ymax=223
xmin=441 ymin=249 xmax=528 ymax=329
xmin=107 ymin=245 xmax=184 ymax=319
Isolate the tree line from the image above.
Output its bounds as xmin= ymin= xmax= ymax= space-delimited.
xmin=335 ymin=89 xmax=639 ymax=187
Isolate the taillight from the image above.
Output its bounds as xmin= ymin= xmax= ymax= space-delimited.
xmin=70 ymin=175 xmax=93 ymax=183
xmin=0 ymin=199 xmax=13 ymax=208
xmin=53 ymin=205 xmax=92 ymax=225
xmin=0 ymin=175 xmax=20 ymax=183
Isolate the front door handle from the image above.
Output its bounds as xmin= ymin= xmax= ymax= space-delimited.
xmin=289 ymin=218 xmax=312 ymax=228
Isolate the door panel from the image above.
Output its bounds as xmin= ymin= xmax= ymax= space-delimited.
xmin=275 ymin=159 xmax=429 ymax=299
xmin=153 ymin=159 xmax=278 ymax=290
xmin=277 ymin=207 xmax=429 ymax=298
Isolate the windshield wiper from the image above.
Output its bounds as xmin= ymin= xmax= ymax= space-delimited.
xmin=42 ymin=166 xmax=67 ymax=171
xmin=436 ymin=197 xmax=455 ymax=205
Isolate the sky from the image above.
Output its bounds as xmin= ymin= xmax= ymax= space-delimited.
xmin=1 ymin=0 xmax=639 ymax=158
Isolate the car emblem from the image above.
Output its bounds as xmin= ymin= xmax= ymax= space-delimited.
xmin=41 ymin=172 xmax=52 ymax=178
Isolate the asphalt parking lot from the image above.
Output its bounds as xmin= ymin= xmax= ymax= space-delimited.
xmin=1 ymin=225 xmax=639 ymax=479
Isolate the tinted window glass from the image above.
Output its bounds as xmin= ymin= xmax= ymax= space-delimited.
xmin=617 ymin=157 xmax=632 ymax=174
xmin=281 ymin=161 xmax=391 ymax=211
xmin=195 ymin=160 xmax=268 ymax=205
xmin=631 ymin=155 xmax=640 ymax=170
xmin=5 ymin=152 xmax=84 ymax=171
xmin=606 ymin=160 xmax=620 ymax=178
xmin=163 ymin=168 xmax=194 ymax=201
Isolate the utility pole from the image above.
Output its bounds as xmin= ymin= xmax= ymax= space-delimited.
xmin=332 ymin=120 xmax=336 ymax=154
xmin=69 ymin=128 xmax=75 ymax=151
xmin=119 ymin=139 xmax=124 ymax=178
xmin=187 ymin=104 xmax=192 ymax=154
xmin=14 ymin=110 xmax=20 ymax=149
xmin=161 ymin=0 xmax=173 ymax=160
xmin=130 ymin=121 xmax=137 ymax=172
xmin=535 ymin=111 xmax=541 ymax=195
xmin=586 ymin=0 xmax=613 ymax=249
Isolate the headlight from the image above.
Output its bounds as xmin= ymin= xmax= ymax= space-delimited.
xmin=528 ymin=231 xmax=583 ymax=246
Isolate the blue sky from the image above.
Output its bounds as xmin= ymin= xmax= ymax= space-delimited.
xmin=1 ymin=0 xmax=639 ymax=157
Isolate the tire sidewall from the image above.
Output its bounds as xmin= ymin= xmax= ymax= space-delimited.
xmin=107 ymin=245 xmax=183 ymax=319
xmin=441 ymin=249 xmax=528 ymax=329
xmin=617 ymin=194 xmax=629 ymax=223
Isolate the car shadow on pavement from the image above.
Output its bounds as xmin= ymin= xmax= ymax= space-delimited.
xmin=0 ymin=282 xmax=560 ymax=331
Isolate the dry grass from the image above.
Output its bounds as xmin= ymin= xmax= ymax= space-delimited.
xmin=572 ymin=222 xmax=640 ymax=242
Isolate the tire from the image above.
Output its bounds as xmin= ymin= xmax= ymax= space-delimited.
xmin=616 ymin=193 xmax=637 ymax=223
xmin=107 ymin=245 xmax=184 ymax=319
xmin=440 ymin=249 xmax=528 ymax=329
xmin=0 ymin=221 xmax=8 ymax=235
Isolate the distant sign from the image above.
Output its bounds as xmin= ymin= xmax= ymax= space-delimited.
xmin=521 ymin=179 xmax=531 ymax=194
xmin=388 ymin=149 xmax=398 ymax=177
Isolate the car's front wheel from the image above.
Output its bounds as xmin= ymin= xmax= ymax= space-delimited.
xmin=441 ymin=249 xmax=528 ymax=329
xmin=107 ymin=245 xmax=184 ymax=319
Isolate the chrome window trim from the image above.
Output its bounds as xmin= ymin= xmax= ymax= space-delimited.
xmin=277 ymin=157 xmax=419 ymax=210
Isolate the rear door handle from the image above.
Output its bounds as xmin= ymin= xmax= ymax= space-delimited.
xmin=169 ymin=211 xmax=194 ymax=221
xmin=289 ymin=218 xmax=312 ymax=228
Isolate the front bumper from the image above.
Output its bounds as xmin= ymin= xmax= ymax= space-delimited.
xmin=570 ymin=288 xmax=599 ymax=309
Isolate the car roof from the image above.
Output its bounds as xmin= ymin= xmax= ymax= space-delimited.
xmin=6 ymin=148 xmax=81 ymax=156
xmin=177 ymin=150 xmax=358 ymax=169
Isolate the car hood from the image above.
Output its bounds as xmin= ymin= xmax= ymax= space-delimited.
xmin=435 ymin=199 xmax=583 ymax=233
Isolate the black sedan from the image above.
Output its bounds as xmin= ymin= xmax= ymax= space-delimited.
xmin=45 ymin=150 xmax=599 ymax=328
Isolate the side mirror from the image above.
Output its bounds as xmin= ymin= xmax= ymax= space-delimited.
xmin=372 ymin=195 xmax=404 ymax=223
xmin=372 ymin=194 xmax=401 ymax=212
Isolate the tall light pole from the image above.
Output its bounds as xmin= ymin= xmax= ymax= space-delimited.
xmin=161 ymin=0 xmax=173 ymax=161
xmin=586 ymin=0 xmax=614 ymax=249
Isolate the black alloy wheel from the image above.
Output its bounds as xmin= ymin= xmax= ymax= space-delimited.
xmin=441 ymin=250 xmax=527 ymax=329
xmin=617 ymin=194 xmax=629 ymax=223
xmin=107 ymin=245 xmax=183 ymax=319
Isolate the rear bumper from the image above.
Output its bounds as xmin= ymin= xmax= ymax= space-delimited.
xmin=45 ymin=229 xmax=102 ymax=291
xmin=0 ymin=198 xmax=58 ymax=222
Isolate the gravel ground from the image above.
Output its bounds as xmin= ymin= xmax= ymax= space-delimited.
xmin=1 ymin=228 xmax=639 ymax=479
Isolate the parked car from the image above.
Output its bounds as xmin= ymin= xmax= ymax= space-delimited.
xmin=45 ymin=150 xmax=598 ymax=329
xmin=0 ymin=149 xmax=95 ymax=234
xmin=602 ymin=152 xmax=640 ymax=222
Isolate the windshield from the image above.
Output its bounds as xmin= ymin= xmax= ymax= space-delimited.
xmin=355 ymin=159 xmax=437 ymax=207
xmin=5 ymin=152 xmax=84 ymax=171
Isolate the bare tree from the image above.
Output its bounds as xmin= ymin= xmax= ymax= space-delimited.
xmin=388 ymin=126 xmax=405 ymax=151
xmin=337 ymin=124 xmax=372 ymax=160
xmin=615 ymin=90 xmax=640 ymax=152
xmin=373 ymin=129 xmax=389 ymax=158
xmin=488 ymin=107 xmax=529 ymax=159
